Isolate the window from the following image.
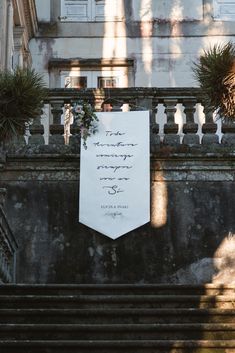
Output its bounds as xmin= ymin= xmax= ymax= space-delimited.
xmin=97 ymin=77 xmax=118 ymax=88
xmin=63 ymin=72 xmax=120 ymax=88
xmin=213 ymin=0 xmax=235 ymax=20
xmin=60 ymin=0 xmax=121 ymax=22
xmin=65 ymin=76 xmax=87 ymax=88
xmin=48 ymin=58 xmax=134 ymax=88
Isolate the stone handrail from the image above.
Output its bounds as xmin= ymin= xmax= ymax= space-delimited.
xmin=0 ymin=188 xmax=18 ymax=283
xmin=13 ymin=87 xmax=235 ymax=147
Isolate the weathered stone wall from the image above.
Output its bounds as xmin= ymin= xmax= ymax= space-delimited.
xmin=0 ymin=187 xmax=18 ymax=283
xmin=1 ymin=145 xmax=235 ymax=284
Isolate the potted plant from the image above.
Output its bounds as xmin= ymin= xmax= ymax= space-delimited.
xmin=193 ymin=42 xmax=235 ymax=119
xmin=0 ymin=67 xmax=46 ymax=143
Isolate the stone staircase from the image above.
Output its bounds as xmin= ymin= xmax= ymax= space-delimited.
xmin=0 ymin=284 xmax=234 ymax=353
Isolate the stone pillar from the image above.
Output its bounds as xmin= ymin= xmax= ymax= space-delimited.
xmin=221 ymin=119 xmax=235 ymax=145
xmin=201 ymin=109 xmax=219 ymax=145
xmin=49 ymin=101 xmax=65 ymax=144
xmin=69 ymin=101 xmax=81 ymax=150
xmin=151 ymin=100 xmax=160 ymax=152
xmin=0 ymin=1 xmax=6 ymax=70
xmin=0 ymin=0 xmax=14 ymax=70
xmin=163 ymin=98 xmax=180 ymax=145
xmin=28 ymin=109 xmax=45 ymax=145
xmin=5 ymin=0 xmax=14 ymax=70
xmin=13 ymin=26 xmax=24 ymax=68
xmin=138 ymin=97 xmax=160 ymax=153
xmin=182 ymin=98 xmax=199 ymax=145
xmin=94 ymin=98 xmax=104 ymax=113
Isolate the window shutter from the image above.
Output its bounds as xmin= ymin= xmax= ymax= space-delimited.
xmin=213 ymin=0 xmax=235 ymax=20
xmin=61 ymin=0 xmax=91 ymax=21
xmin=94 ymin=0 xmax=122 ymax=21
xmin=94 ymin=0 xmax=105 ymax=20
xmin=61 ymin=0 xmax=122 ymax=21
xmin=97 ymin=77 xmax=118 ymax=88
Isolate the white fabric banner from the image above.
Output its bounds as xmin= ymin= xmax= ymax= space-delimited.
xmin=79 ymin=111 xmax=150 ymax=239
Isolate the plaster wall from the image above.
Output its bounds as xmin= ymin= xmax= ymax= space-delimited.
xmin=30 ymin=0 xmax=235 ymax=88
xmin=132 ymin=0 xmax=203 ymax=21
xmin=30 ymin=34 xmax=235 ymax=88
xmin=35 ymin=0 xmax=50 ymax=22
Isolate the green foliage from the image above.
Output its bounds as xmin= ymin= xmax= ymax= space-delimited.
xmin=193 ymin=42 xmax=235 ymax=119
xmin=0 ymin=68 xmax=46 ymax=141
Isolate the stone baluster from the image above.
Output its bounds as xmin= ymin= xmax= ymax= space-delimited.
xmin=69 ymin=100 xmax=81 ymax=150
xmin=94 ymin=98 xmax=103 ymax=112
xmin=69 ymin=100 xmax=97 ymax=151
xmin=201 ymin=108 xmax=219 ymax=145
xmin=182 ymin=98 xmax=199 ymax=145
xmin=63 ymin=103 xmax=72 ymax=145
xmin=128 ymin=98 xmax=138 ymax=111
xmin=28 ymin=107 xmax=45 ymax=145
xmin=163 ymin=98 xmax=179 ymax=145
xmin=221 ymin=119 xmax=235 ymax=145
xmin=69 ymin=128 xmax=81 ymax=151
xmin=151 ymin=100 xmax=160 ymax=152
xmin=110 ymin=100 xmax=123 ymax=112
xmin=8 ymin=125 xmax=26 ymax=147
xmin=137 ymin=97 xmax=160 ymax=152
xmin=89 ymin=99 xmax=96 ymax=112
xmin=49 ymin=100 xmax=65 ymax=145
xmin=99 ymin=97 xmax=112 ymax=112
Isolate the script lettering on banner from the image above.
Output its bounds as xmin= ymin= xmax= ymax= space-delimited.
xmin=79 ymin=111 xmax=150 ymax=239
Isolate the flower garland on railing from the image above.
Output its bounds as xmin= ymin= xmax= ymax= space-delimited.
xmin=71 ymin=102 xmax=99 ymax=149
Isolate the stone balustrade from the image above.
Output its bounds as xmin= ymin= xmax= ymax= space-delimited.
xmin=0 ymin=188 xmax=18 ymax=283
xmin=1 ymin=89 xmax=235 ymax=284
xmin=10 ymin=87 xmax=235 ymax=148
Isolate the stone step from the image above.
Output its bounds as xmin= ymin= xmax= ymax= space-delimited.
xmin=1 ymin=284 xmax=234 ymax=296
xmin=0 ymin=339 xmax=234 ymax=353
xmin=0 ymin=308 xmax=234 ymax=324
xmin=0 ymin=285 xmax=235 ymax=352
xmin=1 ymin=323 xmax=235 ymax=340
xmin=0 ymin=294 xmax=235 ymax=309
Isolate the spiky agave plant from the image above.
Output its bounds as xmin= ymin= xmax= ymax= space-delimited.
xmin=193 ymin=42 xmax=235 ymax=119
xmin=0 ymin=68 xmax=46 ymax=142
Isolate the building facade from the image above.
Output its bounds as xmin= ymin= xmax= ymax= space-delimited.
xmin=1 ymin=0 xmax=235 ymax=85
xmin=31 ymin=0 xmax=235 ymax=89
xmin=1 ymin=0 xmax=235 ymax=286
